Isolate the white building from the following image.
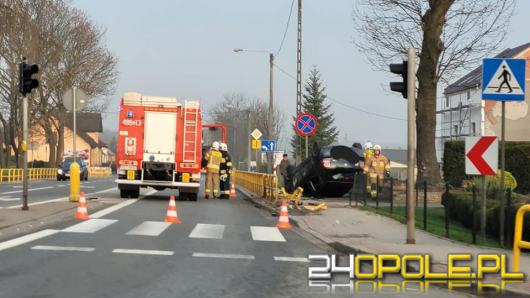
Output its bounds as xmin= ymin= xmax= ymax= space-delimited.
xmin=437 ymin=42 xmax=530 ymax=162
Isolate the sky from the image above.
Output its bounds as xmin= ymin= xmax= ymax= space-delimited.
xmin=72 ymin=0 xmax=530 ymax=149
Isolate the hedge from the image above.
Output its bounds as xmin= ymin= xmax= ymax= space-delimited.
xmin=442 ymin=190 xmax=530 ymax=241
xmin=443 ymin=141 xmax=530 ymax=194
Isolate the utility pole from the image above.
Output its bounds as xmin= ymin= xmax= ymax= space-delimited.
xmin=268 ymin=53 xmax=274 ymax=173
xmin=296 ymin=0 xmax=302 ymax=161
xmin=406 ymin=48 xmax=416 ymax=244
xmin=247 ymin=111 xmax=251 ymax=171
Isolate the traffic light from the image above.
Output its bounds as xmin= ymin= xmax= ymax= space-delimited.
xmin=19 ymin=62 xmax=39 ymax=96
xmin=389 ymin=61 xmax=408 ymax=98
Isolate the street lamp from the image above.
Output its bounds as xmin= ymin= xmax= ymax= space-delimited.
xmin=234 ymin=48 xmax=274 ymax=172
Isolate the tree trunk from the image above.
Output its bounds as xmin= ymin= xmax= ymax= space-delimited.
xmin=56 ymin=122 xmax=65 ymax=163
xmin=42 ymin=121 xmax=57 ymax=166
xmin=416 ymin=0 xmax=454 ymax=185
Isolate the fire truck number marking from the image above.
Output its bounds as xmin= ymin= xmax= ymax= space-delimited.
xmin=125 ymin=137 xmax=136 ymax=156
xmin=122 ymin=119 xmax=142 ymax=126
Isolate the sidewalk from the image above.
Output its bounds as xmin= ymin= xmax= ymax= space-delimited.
xmin=239 ymin=189 xmax=530 ymax=295
xmin=0 ymin=199 xmax=118 ymax=242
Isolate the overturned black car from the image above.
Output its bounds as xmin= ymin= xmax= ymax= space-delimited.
xmin=291 ymin=144 xmax=364 ymax=197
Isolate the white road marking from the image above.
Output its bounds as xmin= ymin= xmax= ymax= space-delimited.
xmin=82 ymin=186 xmax=96 ymax=189
xmin=192 ymin=252 xmax=255 ymax=260
xmin=89 ymin=199 xmax=139 ymax=219
xmin=0 ymin=197 xmax=20 ymax=202
xmin=250 ymin=226 xmax=286 ymax=242
xmin=126 ymin=221 xmax=171 ymax=236
xmin=57 ymin=185 xmax=66 ymax=187
xmin=61 ymin=218 xmax=117 ymax=233
xmin=273 ymin=256 xmax=309 ymax=263
xmin=0 ymin=229 xmax=59 ymax=251
xmin=7 ymin=197 xmax=68 ymax=209
xmin=189 ymin=223 xmax=225 ymax=239
xmin=113 ymin=249 xmax=173 ymax=256
xmin=32 ymin=245 xmax=95 ymax=252
xmin=0 ymin=186 xmax=53 ymax=195
xmin=12 ymin=186 xmax=23 ymax=189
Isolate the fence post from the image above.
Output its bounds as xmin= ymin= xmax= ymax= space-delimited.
xmin=390 ymin=178 xmax=394 ymax=215
xmin=445 ymin=183 xmax=450 ymax=238
xmin=506 ymin=188 xmax=512 ymax=248
xmin=423 ymin=180 xmax=427 ymax=231
xmin=472 ymin=184 xmax=477 ymax=244
xmin=363 ymin=174 xmax=367 ymax=207
xmin=415 ymin=181 xmax=419 ymax=207
xmin=349 ymin=173 xmax=355 ymax=207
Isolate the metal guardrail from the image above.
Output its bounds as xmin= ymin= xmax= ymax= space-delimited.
xmin=0 ymin=167 xmax=112 ymax=182
xmin=513 ymin=204 xmax=530 ymax=272
xmin=233 ymin=170 xmax=279 ymax=204
xmin=0 ymin=168 xmax=56 ymax=182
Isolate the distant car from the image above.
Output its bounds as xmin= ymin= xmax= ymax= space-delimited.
xmin=291 ymin=144 xmax=364 ymax=197
xmin=57 ymin=157 xmax=89 ymax=181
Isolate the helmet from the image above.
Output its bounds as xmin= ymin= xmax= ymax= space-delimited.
xmin=373 ymin=144 xmax=382 ymax=151
xmin=220 ymin=143 xmax=228 ymax=151
xmin=364 ymin=142 xmax=373 ymax=150
xmin=212 ymin=141 xmax=220 ymax=150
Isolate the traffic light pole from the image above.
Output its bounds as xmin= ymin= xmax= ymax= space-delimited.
xmin=406 ymin=48 xmax=416 ymax=244
xmin=22 ymin=95 xmax=29 ymax=210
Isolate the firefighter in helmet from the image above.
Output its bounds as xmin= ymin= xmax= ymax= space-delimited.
xmin=219 ymin=142 xmax=232 ymax=199
xmin=364 ymin=144 xmax=391 ymax=199
xmin=204 ymin=141 xmax=222 ymax=198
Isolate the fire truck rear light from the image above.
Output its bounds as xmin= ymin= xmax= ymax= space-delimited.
xmin=119 ymin=160 xmax=138 ymax=166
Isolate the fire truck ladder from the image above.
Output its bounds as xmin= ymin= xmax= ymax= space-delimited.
xmin=183 ymin=100 xmax=200 ymax=163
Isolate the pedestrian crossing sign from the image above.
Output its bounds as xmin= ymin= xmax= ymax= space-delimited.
xmin=482 ymin=58 xmax=526 ymax=101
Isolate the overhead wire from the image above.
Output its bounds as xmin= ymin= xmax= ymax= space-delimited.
xmin=273 ymin=63 xmax=406 ymax=122
xmin=275 ymin=0 xmax=296 ymax=57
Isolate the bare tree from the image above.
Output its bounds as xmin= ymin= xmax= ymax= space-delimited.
xmin=209 ymin=92 xmax=284 ymax=168
xmin=353 ymin=0 xmax=514 ymax=183
xmin=0 ymin=0 xmax=117 ymax=166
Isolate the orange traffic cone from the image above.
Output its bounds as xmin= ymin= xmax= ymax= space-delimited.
xmin=276 ymin=201 xmax=292 ymax=229
xmin=75 ymin=192 xmax=89 ymax=220
xmin=230 ymin=183 xmax=237 ymax=198
xmin=164 ymin=195 xmax=181 ymax=224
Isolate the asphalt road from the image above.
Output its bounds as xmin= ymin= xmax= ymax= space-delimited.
xmin=0 ymin=177 xmax=117 ymax=209
xmin=0 ymin=178 xmax=474 ymax=298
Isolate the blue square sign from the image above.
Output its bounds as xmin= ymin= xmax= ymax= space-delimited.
xmin=482 ymin=58 xmax=526 ymax=101
xmin=261 ymin=140 xmax=276 ymax=152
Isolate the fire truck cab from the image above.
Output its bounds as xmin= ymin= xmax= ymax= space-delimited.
xmin=116 ymin=92 xmax=202 ymax=200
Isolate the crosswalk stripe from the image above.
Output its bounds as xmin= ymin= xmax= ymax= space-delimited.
xmin=113 ymin=249 xmax=174 ymax=256
xmin=62 ymin=219 xmax=118 ymax=233
xmin=0 ymin=229 xmax=59 ymax=251
xmin=126 ymin=221 xmax=171 ymax=236
xmin=273 ymin=256 xmax=309 ymax=263
xmin=250 ymin=226 xmax=286 ymax=242
xmin=32 ymin=245 xmax=95 ymax=252
xmin=192 ymin=252 xmax=255 ymax=260
xmin=189 ymin=223 xmax=225 ymax=239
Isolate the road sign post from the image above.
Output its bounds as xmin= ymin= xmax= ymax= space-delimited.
xmin=294 ymin=113 xmax=318 ymax=159
xmin=482 ymin=58 xmax=526 ymax=247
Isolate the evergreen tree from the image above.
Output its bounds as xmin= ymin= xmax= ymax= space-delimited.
xmin=291 ymin=67 xmax=338 ymax=160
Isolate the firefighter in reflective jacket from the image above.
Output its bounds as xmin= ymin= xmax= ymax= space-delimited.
xmin=204 ymin=141 xmax=222 ymax=198
xmin=364 ymin=144 xmax=390 ymax=199
xmin=219 ymin=143 xmax=232 ymax=199
xmin=363 ymin=142 xmax=374 ymax=193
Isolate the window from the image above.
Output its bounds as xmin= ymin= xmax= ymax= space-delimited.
xmin=454 ymin=125 xmax=459 ymax=136
xmin=472 ymin=122 xmax=476 ymax=136
xmin=445 ymin=96 xmax=449 ymax=107
xmin=467 ymin=90 xmax=471 ymax=100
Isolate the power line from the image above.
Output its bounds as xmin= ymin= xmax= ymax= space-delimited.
xmin=275 ymin=0 xmax=296 ymax=57
xmin=273 ymin=63 xmax=406 ymax=122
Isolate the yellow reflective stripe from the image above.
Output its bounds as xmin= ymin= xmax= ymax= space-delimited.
xmin=226 ymin=162 xmax=232 ymax=166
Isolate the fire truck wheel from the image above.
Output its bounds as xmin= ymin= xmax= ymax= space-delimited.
xmin=130 ymin=189 xmax=140 ymax=198
xmin=187 ymin=193 xmax=198 ymax=201
xmin=178 ymin=193 xmax=188 ymax=201
xmin=119 ymin=189 xmax=130 ymax=198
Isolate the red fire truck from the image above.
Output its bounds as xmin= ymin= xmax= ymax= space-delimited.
xmin=116 ymin=92 xmax=202 ymax=200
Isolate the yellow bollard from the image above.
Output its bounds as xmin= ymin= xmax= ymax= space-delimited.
xmin=70 ymin=162 xmax=80 ymax=202
xmin=513 ymin=204 xmax=530 ymax=272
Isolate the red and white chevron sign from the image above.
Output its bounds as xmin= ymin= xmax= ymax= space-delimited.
xmin=465 ymin=136 xmax=498 ymax=175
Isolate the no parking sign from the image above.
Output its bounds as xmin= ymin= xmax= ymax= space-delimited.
xmin=295 ymin=113 xmax=318 ymax=137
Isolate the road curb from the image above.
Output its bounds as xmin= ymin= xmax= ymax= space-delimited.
xmin=236 ymin=186 xmax=530 ymax=296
